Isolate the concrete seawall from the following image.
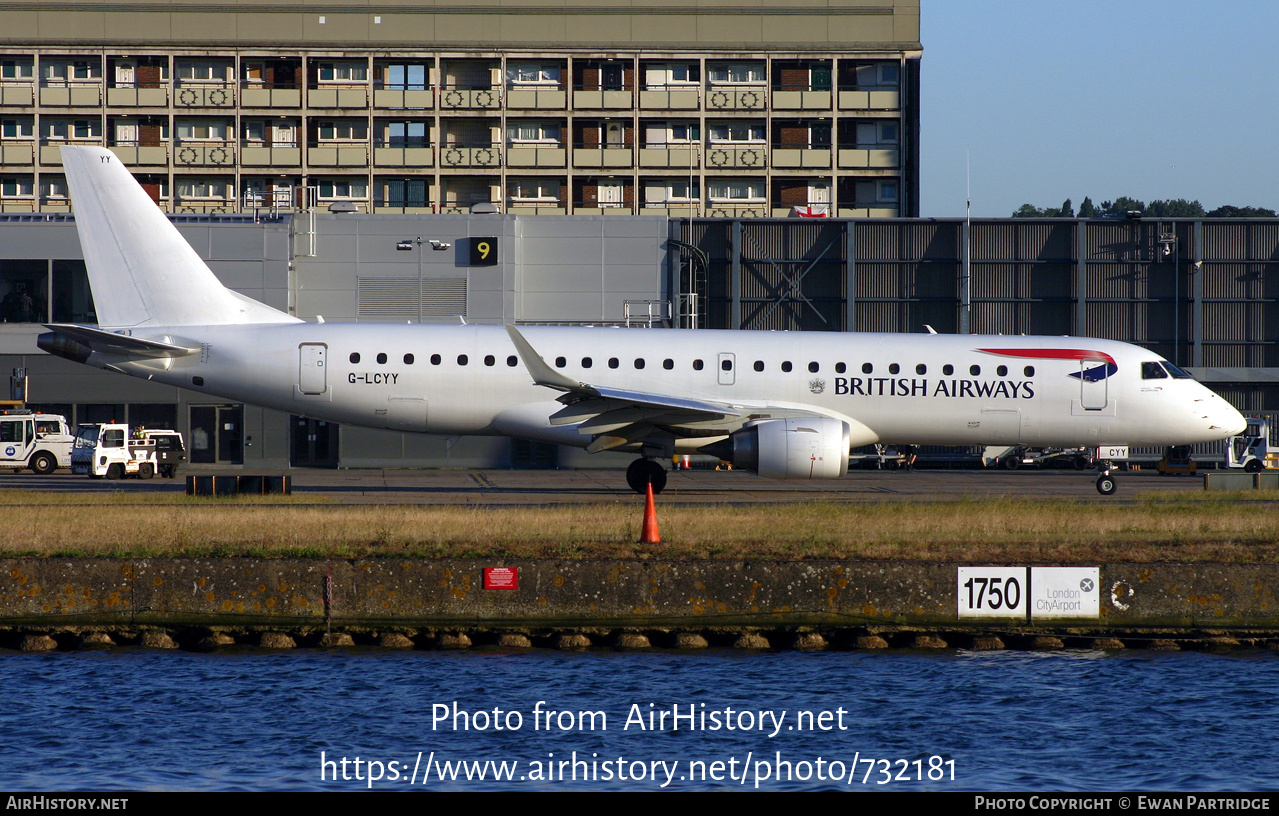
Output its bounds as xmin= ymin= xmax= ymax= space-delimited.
xmin=2 ymin=558 xmax=1278 ymax=651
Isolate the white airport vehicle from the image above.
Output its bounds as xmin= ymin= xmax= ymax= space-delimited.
xmin=37 ymin=147 xmax=1249 ymax=496
xmin=71 ymin=423 xmax=186 ymax=480
xmin=1225 ymin=416 xmax=1277 ymax=472
xmin=0 ymin=410 xmax=75 ymax=474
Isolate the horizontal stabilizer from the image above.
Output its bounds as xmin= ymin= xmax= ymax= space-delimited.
xmin=41 ymin=323 xmax=198 ymax=359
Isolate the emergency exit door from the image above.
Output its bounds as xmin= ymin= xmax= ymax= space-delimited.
xmin=299 ymin=343 xmax=327 ymax=395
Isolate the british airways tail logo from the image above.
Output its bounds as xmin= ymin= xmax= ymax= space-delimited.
xmin=978 ymin=348 xmax=1118 ymax=382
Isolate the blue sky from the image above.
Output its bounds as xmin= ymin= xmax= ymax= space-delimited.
xmin=920 ymin=1 xmax=1279 ymax=216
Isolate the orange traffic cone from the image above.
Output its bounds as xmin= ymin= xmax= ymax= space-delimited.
xmin=639 ymin=482 xmax=661 ymax=544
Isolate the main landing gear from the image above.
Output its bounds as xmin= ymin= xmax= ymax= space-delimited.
xmin=626 ymin=458 xmax=668 ymax=495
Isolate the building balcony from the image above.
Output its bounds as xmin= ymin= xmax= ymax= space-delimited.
xmin=0 ymin=84 xmax=34 ymax=107
xmin=108 ymin=144 xmax=169 ymax=166
xmin=704 ymin=145 xmax=766 ymax=170
xmin=705 ymin=202 xmax=767 ymax=218
xmin=571 ymin=89 xmax=633 ymax=109
xmin=507 ymin=201 xmax=566 ymax=215
xmin=173 ymin=83 xmax=236 ymax=108
xmin=769 ymin=202 xmax=831 ymax=217
xmin=572 ymin=201 xmax=635 ymax=216
xmin=837 ymin=89 xmax=900 ymax=110
xmin=172 ymin=199 xmax=237 ymax=214
xmin=837 ymin=147 xmax=899 ymax=169
xmin=505 ymin=86 xmax=566 ymax=110
xmin=771 ymin=147 xmax=832 ymax=169
xmin=439 ymin=87 xmax=502 ymax=110
xmin=173 ymin=142 xmax=236 ymax=167
xmin=105 ymin=87 xmax=169 ymax=107
xmin=373 ymin=203 xmax=435 ymax=214
xmin=373 ymin=89 xmax=434 ymax=109
xmin=240 ymin=87 xmax=302 ymax=108
xmin=0 ymin=198 xmax=35 ymax=212
xmin=240 ymin=144 xmax=302 ymax=167
xmin=39 ymin=142 xmax=102 ymax=165
xmin=373 ymin=146 xmax=434 ymax=167
xmin=705 ymin=87 xmax=766 ymax=111
xmin=506 ymin=145 xmax=566 ymax=168
xmin=438 ymin=145 xmax=502 ymax=169
xmin=39 ymin=197 xmax=73 ymax=213
xmin=638 ymin=88 xmax=700 ymax=110
xmin=639 ymin=202 xmax=700 ymax=216
xmin=837 ymin=205 xmax=899 ymax=217
xmin=638 ymin=146 xmax=699 ymax=169
xmin=771 ymin=90 xmax=832 ymax=110
xmin=0 ymin=142 xmax=34 ymax=165
xmin=308 ymin=144 xmax=370 ymax=166
xmin=572 ymin=146 xmax=634 ymax=168
xmin=39 ymin=84 xmax=102 ymax=107
xmin=308 ymin=86 xmax=369 ymax=108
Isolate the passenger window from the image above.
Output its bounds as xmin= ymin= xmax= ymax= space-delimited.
xmin=430 ymin=354 xmax=441 ymax=365
xmin=555 ymin=356 xmax=566 ymax=367
xmin=862 ymin=363 xmax=873 ymax=374
xmin=457 ymin=354 xmax=468 ymax=366
xmin=349 ymin=352 xmax=360 ymax=364
xmin=720 ymin=359 xmax=731 ymax=371
xmin=888 ymin=363 xmax=900 ymax=375
xmin=916 ymin=364 xmax=926 ymax=375
xmin=693 ymin=359 xmax=704 ymax=371
xmin=808 ymin=362 xmax=819 ymax=373
xmin=507 ymin=356 xmax=518 ymax=367
xmin=996 ymin=365 xmax=1007 ymax=377
xmin=781 ymin=361 xmax=792 ymax=373
xmin=377 ymin=352 xmax=387 ymax=364
xmin=1024 ymin=366 xmax=1034 ymax=377
xmin=485 ymin=355 xmax=496 ymax=366
xmin=835 ymin=362 xmax=846 ymax=374
xmin=1143 ymin=362 xmax=1169 ymax=379
xmin=581 ymin=357 xmax=592 ymax=368
xmin=663 ymin=359 xmax=674 ymax=370
xmin=754 ymin=361 xmax=764 ymax=372
xmin=635 ymin=358 xmax=646 ymax=369
xmin=404 ymin=353 xmax=414 ymax=364
xmin=609 ymin=358 xmax=619 ymax=369
xmin=970 ymin=365 xmax=981 ymax=376
xmin=943 ymin=364 xmax=954 ymax=375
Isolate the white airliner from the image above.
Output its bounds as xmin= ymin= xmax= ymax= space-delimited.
xmin=39 ymin=146 xmax=1246 ymax=495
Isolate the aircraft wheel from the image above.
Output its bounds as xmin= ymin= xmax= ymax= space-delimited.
xmin=1095 ymin=474 xmax=1117 ymax=496
xmin=105 ymin=464 xmax=124 ymax=481
xmin=1245 ymin=459 xmax=1264 ymax=473
xmin=138 ymin=463 xmax=155 ymax=480
xmin=626 ymin=458 xmax=668 ymax=495
xmin=30 ymin=452 xmax=57 ymax=475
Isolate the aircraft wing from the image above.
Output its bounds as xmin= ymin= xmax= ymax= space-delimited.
xmin=506 ymin=324 xmax=835 ymax=451
xmin=41 ymin=324 xmax=199 ymax=359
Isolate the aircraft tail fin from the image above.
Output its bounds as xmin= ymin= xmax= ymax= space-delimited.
xmin=60 ymin=145 xmax=298 ymax=328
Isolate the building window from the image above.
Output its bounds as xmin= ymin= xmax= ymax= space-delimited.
xmin=509 ymin=179 xmax=559 ymax=201
xmin=646 ymin=179 xmax=699 ymax=204
xmin=44 ymin=120 xmax=99 ymax=141
xmin=177 ymin=180 xmax=232 ymax=200
xmin=176 ymin=120 xmax=228 ymax=141
xmin=2 ymin=119 xmax=32 ymax=139
xmin=643 ymin=62 xmax=699 ymax=88
xmin=507 ymin=63 xmax=560 ymax=85
xmin=708 ymin=180 xmax=765 ymax=201
xmin=318 ymin=62 xmax=367 ymax=83
xmin=317 ymin=121 xmax=368 ymax=142
xmin=379 ymin=178 xmax=428 ymax=209
xmin=877 ymin=181 xmax=899 ymax=203
xmin=0 ymin=177 xmax=32 ymax=197
xmin=177 ymin=61 xmax=227 ymax=82
xmin=708 ymin=64 xmax=765 ymax=84
xmin=384 ymin=121 xmax=428 ymax=148
xmin=317 ymin=180 xmax=368 ymax=200
xmin=1 ymin=61 xmax=33 ymax=80
xmin=643 ymin=121 xmax=699 ymax=147
xmin=382 ymin=64 xmax=428 ymax=91
xmin=708 ymin=122 xmax=765 ymax=143
xmin=508 ymin=121 xmax=561 ymax=143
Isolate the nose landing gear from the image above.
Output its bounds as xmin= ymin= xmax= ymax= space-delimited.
xmin=1095 ymin=465 xmax=1117 ymax=496
xmin=626 ymin=457 xmax=668 ymax=495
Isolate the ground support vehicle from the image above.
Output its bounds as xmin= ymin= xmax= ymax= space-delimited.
xmin=0 ymin=411 xmax=74 ymax=473
xmin=71 ymin=423 xmax=186 ymax=479
xmin=1225 ymin=417 xmax=1278 ymax=472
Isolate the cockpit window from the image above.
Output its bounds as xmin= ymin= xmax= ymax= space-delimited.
xmin=1161 ymin=362 xmax=1194 ymax=379
xmin=1142 ymin=362 xmax=1168 ymax=380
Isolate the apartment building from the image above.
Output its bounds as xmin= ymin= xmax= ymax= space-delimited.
xmin=0 ymin=0 xmax=921 ymax=217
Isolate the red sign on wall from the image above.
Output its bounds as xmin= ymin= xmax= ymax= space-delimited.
xmin=484 ymin=567 xmax=519 ymax=590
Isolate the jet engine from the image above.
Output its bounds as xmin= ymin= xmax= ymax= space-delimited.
xmin=725 ymin=417 xmax=852 ymax=480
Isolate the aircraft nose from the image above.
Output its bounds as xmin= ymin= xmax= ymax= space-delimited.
xmin=1213 ymin=399 xmax=1247 ymax=437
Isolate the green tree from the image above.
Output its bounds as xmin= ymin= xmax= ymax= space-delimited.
xmin=1207 ymin=204 xmax=1278 ymax=217
xmin=1011 ymin=203 xmax=1047 ymax=218
xmin=1077 ymin=197 xmax=1096 ymax=218
xmin=1059 ymin=198 xmax=1074 ymax=218
xmin=1146 ymin=199 xmax=1205 ymax=217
